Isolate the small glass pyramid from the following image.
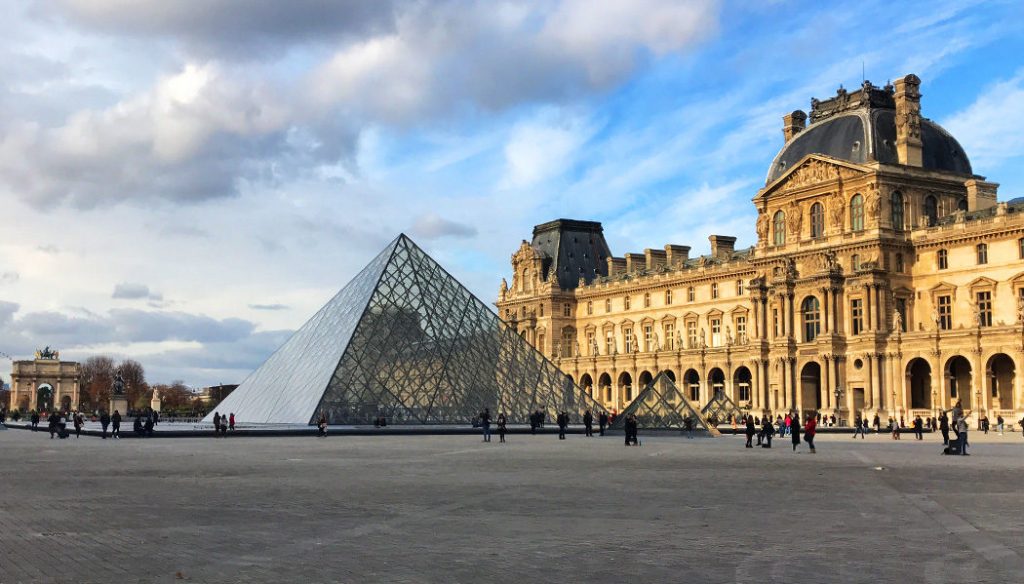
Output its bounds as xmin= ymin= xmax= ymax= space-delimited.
xmin=608 ymin=371 xmax=716 ymax=433
xmin=207 ymin=234 xmax=604 ymax=425
xmin=700 ymin=388 xmax=743 ymax=427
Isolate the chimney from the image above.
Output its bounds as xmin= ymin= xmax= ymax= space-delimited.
xmin=624 ymin=253 xmax=645 ymax=273
xmin=965 ymin=179 xmax=999 ymax=212
xmin=664 ymin=244 xmax=690 ymax=267
xmin=894 ymin=74 xmax=923 ymax=167
xmin=782 ymin=110 xmax=807 ymax=142
xmin=644 ymin=248 xmax=667 ymax=271
xmin=709 ymin=235 xmax=737 ymax=261
xmin=607 ymin=257 xmax=626 ymax=277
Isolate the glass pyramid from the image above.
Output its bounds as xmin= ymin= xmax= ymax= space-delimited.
xmin=206 ymin=234 xmax=604 ymax=425
xmin=608 ymin=372 xmax=717 ymax=434
xmin=701 ymin=389 xmax=742 ymax=427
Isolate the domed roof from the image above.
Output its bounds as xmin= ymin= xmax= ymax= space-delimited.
xmin=766 ymin=89 xmax=972 ymax=184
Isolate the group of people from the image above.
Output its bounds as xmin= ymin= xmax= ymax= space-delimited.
xmin=482 ymin=408 xmax=618 ymax=443
xmin=210 ymin=411 xmax=235 ymax=436
xmin=742 ymin=412 xmax=816 ymax=452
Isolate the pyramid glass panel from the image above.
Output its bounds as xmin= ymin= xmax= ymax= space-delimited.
xmin=701 ymin=389 xmax=743 ymax=427
xmin=207 ymin=234 xmax=604 ymax=425
xmin=608 ymin=372 xmax=716 ymax=433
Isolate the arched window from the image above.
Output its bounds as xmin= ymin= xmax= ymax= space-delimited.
xmin=810 ymin=202 xmax=825 ymax=238
xmin=924 ymin=195 xmax=938 ymax=226
xmin=957 ymin=198 xmax=968 ymax=212
xmin=891 ymin=191 xmax=904 ymax=230
xmin=773 ymin=211 xmax=786 ymax=246
xmin=850 ymin=194 xmax=864 ymax=232
xmin=802 ymin=296 xmax=821 ymax=342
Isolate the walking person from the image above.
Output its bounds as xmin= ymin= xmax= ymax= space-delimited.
xmin=72 ymin=412 xmax=83 ymax=438
xmin=939 ymin=412 xmax=950 ymax=445
xmin=583 ymin=410 xmax=593 ymax=437
xmin=913 ymin=416 xmax=924 ymax=440
xmin=790 ymin=411 xmax=801 ymax=452
xmin=47 ymin=411 xmax=58 ymax=439
xmin=996 ymin=415 xmax=1004 ymax=435
xmin=625 ymin=414 xmax=639 ymax=446
xmin=100 ymin=410 xmax=110 ymax=439
xmin=853 ymin=414 xmax=866 ymax=439
xmin=804 ymin=413 xmax=817 ymax=453
xmin=497 ymin=413 xmax=507 ymax=443
xmin=229 ymin=413 xmax=236 ymax=431
xmin=761 ymin=416 xmax=774 ymax=448
xmin=776 ymin=415 xmax=785 ymax=438
xmin=480 ymin=408 xmax=492 ymax=443
xmin=890 ymin=418 xmax=900 ymax=440
xmin=557 ymin=411 xmax=568 ymax=440
xmin=872 ymin=413 xmax=881 ymax=433
xmin=598 ymin=411 xmax=608 ymax=436
xmin=956 ymin=414 xmax=969 ymax=455
xmin=30 ymin=411 xmax=40 ymax=431
xmin=744 ymin=415 xmax=756 ymax=448
xmin=213 ymin=412 xmax=221 ymax=437
xmin=111 ymin=410 xmax=121 ymax=439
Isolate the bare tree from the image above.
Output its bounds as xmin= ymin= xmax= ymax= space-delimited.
xmin=117 ymin=359 xmax=148 ymax=409
xmin=81 ymin=356 xmax=115 ymax=410
xmin=150 ymin=381 xmax=191 ymax=410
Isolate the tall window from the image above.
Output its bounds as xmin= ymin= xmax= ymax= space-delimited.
xmin=586 ymin=301 xmax=593 ymax=315
xmin=586 ymin=332 xmax=596 ymax=355
xmin=643 ymin=293 xmax=651 ymax=308
xmin=736 ymin=279 xmax=744 ymax=295
xmin=895 ymin=253 xmax=904 ymax=273
xmin=624 ymin=296 xmax=631 ymax=310
xmin=937 ymin=249 xmax=948 ymax=270
xmin=977 ymin=291 xmax=992 ymax=327
xmin=977 ymin=243 xmax=988 ymax=265
xmin=891 ymin=191 xmax=904 ymax=230
xmin=735 ymin=316 xmax=747 ymax=342
xmin=605 ymin=299 xmax=611 ymax=313
xmin=851 ymin=298 xmax=863 ymax=335
xmin=665 ymin=323 xmax=675 ymax=350
xmin=539 ymin=304 xmax=544 ymax=317
xmin=772 ymin=308 xmax=780 ymax=337
xmin=924 ymin=195 xmax=938 ymax=226
xmin=773 ymin=211 xmax=786 ymax=246
xmin=665 ymin=289 xmax=673 ymax=305
xmin=624 ymin=328 xmax=634 ymax=352
xmin=1019 ymin=238 xmax=1024 ymax=259
xmin=802 ymin=296 xmax=821 ymax=342
xmin=605 ymin=331 xmax=615 ymax=355
xmin=896 ymin=298 xmax=908 ymax=332
xmin=563 ymin=303 xmax=571 ymax=317
xmin=810 ymin=202 xmax=825 ymax=238
xmin=711 ymin=318 xmax=721 ymax=347
xmin=851 ymin=254 xmax=860 ymax=271
xmin=644 ymin=325 xmax=654 ymax=351
xmin=687 ymin=321 xmax=698 ymax=348
xmin=711 ymin=283 xmax=719 ymax=299
xmin=850 ymin=194 xmax=864 ymax=232
xmin=937 ymin=295 xmax=952 ymax=330
xmin=738 ymin=382 xmax=751 ymax=402
xmin=687 ymin=287 xmax=695 ymax=302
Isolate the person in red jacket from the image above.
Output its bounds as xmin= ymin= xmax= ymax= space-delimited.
xmin=804 ymin=414 xmax=817 ymax=454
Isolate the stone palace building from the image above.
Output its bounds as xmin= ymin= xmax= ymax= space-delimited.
xmin=497 ymin=74 xmax=1024 ymax=425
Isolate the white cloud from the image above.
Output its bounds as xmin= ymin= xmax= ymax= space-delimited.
xmin=943 ymin=70 xmax=1024 ymax=172
xmin=502 ymin=110 xmax=596 ymax=188
xmin=410 ymin=213 xmax=478 ymax=240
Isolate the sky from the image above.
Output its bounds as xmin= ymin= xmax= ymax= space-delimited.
xmin=1 ymin=0 xmax=1022 ymax=387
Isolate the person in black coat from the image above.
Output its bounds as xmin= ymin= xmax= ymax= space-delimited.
xmin=583 ymin=410 xmax=593 ymax=437
xmin=111 ymin=410 xmax=121 ymax=439
xmin=47 ymin=412 xmax=59 ymax=439
xmin=598 ymin=411 xmax=608 ymax=436
xmin=30 ymin=411 xmax=40 ymax=430
xmin=744 ymin=415 xmax=756 ymax=448
xmin=99 ymin=411 xmax=111 ymax=439
xmin=791 ymin=412 xmax=802 ymax=451
xmin=557 ymin=411 xmax=568 ymax=440
xmin=939 ymin=413 xmax=950 ymax=445
xmin=761 ymin=416 xmax=775 ymax=448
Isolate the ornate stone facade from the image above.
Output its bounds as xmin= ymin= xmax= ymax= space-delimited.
xmin=9 ymin=348 xmax=81 ymax=412
xmin=497 ymin=74 xmax=1023 ymax=426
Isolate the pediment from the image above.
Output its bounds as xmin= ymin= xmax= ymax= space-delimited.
xmin=729 ymin=305 xmax=750 ymax=315
xmin=968 ymin=276 xmax=997 ymax=289
xmin=1010 ymin=271 xmax=1024 ymax=284
xmin=929 ymin=281 xmax=957 ymax=298
xmin=682 ymin=311 xmax=699 ymax=320
xmin=757 ymin=155 xmax=870 ymax=200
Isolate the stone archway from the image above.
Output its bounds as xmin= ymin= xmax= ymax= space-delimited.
xmin=598 ymin=373 xmax=612 ymax=404
xmin=663 ymin=370 xmax=676 ymax=383
xmin=708 ymin=368 xmax=725 ymax=400
xmin=986 ymin=354 xmax=1015 ymax=410
xmin=637 ymin=370 xmax=654 ymax=392
xmin=944 ymin=356 xmax=971 ymax=410
xmin=734 ymin=366 xmax=752 ymax=404
xmin=799 ymin=362 xmax=822 ymax=413
xmin=36 ymin=384 xmax=54 ymax=412
xmin=683 ymin=369 xmax=700 ymax=402
xmin=908 ymin=358 xmax=933 ymax=410
xmin=618 ymin=372 xmax=633 ymax=404
xmin=579 ymin=373 xmax=594 ymax=399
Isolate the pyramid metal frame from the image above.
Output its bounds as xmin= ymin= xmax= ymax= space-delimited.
xmin=701 ymin=389 xmax=743 ymax=427
xmin=205 ymin=234 xmax=606 ymax=425
xmin=608 ymin=371 xmax=717 ymax=434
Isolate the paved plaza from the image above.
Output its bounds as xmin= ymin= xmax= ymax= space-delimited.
xmin=1 ymin=428 xmax=1022 ymax=583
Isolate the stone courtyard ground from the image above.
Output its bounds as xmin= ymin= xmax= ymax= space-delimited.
xmin=0 ymin=427 xmax=1021 ymax=584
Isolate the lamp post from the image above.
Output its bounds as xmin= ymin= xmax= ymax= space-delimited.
xmin=975 ymin=389 xmax=982 ymax=429
xmin=891 ymin=388 xmax=897 ymax=420
xmin=932 ymin=388 xmax=938 ymax=420
xmin=833 ymin=385 xmax=844 ymax=426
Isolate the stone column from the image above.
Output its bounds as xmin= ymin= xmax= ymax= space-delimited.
xmin=865 ymin=285 xmax=873 ymax=332
xmin=823 ymin=355 xmax=833 ymax=410
xmin=779 ymin=359 xmax=787 ymax=411
xmin=822 ymin=289 xmax=830 ymax=334
xmin=875 ymin=353 xmax=885 ymax=414
xmin=867 ymin=354 xmax=877 ymax=411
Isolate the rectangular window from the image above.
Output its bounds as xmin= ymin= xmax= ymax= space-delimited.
xmin=711 ymin=318 xmax=721 ymax=347
xmin=539 ymin=304 xmax=544 ymax=317
xmin=1019 ymin=238 xmax=1024 ymax=260
xmin=977 ymin=291 xmax=992 ymax=327
xmin=938 ymin=295 xmax=952 ymax=330
xmin=735 ymin=316 xmax=746 ymax=342
xmin=665 ymin=323 xmax=675 ymax=350
xmin=605 ymin=331 xmax=614 ymax=355
xmin=895 ymin=253 xmax=904 ymax=273
xmin=687 ymin=287 xmax=695 ymax=302
xmin=644 ymin=325 xmax=653 ymax=351
xmin=665 ymin=290 xmax=673 ymax=305
xmin=977 ymin=243 xmax=988 ymax=265
xmin=711 ymin=283 xmax=719 ymax=299
xmin=736 ymin=280 xmax=744 ymax=296
xmin=851 ymin=254 xmax=860 ymax=271
xmin=687 ymin=321 xmax=697 ymax=348
xmin=624 ymin=296 xmax=631 ymax=310
xmin=772 ymin=308 xmax=779 ymax=337
xmin=605 ymin=299 xmax=611 ymax=313
xmin=586 ymin=301 xmax=593 ymax=315
xmin=586 ymin=332 xmax=596 ymax=355
xmin=643 ymin=293 xmax=651 ymax=308
xmin=624 ymin=328 xmax=633 ymax=352
xmin=938 ymin=249 xmax=948 ymax=270
xmin=563 ymin=303 xmax=571 ymax=317
xmin=738 ymin=383 xmax=750 ymax=402
xmin=538 ymin=333 xmax=546 ymax=355
xmin=851 ymin=298 xmax=863 ymax=335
